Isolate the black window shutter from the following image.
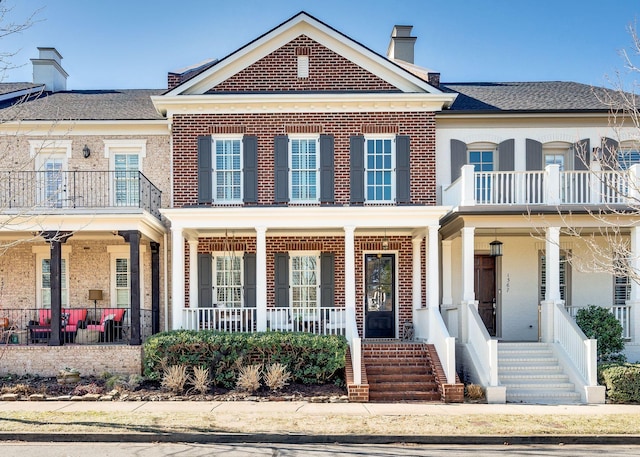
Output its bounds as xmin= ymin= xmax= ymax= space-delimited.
xmin=395 ymin=135 xmax=411 ymax=204
xmin=274 ymin=135 xmax=289 ymax=203
xmin=450 ymin=139 xmax=467 ymax=182
xmin=498 ymin=139 xmax=515 ymax=171
xmin=350 ymin=135 xmax=365 ymax=204
xmin=243 ymin=135 xmax=258 ymax=203
xmin=320 ymin=252 xmax=335 ymax=308
xmin=243 ymin=253 xmax=256 ymax=308
xmin=197 ymin=136 xmax=213 ymax=204
xmin=573 ymin=138 xmax=590 ymax=171
xmin=526 ymin=139 xmax=543 ymax=171
xmin=601 ymin=137 xmax=619 ymax=170
xmin=274 ymin=253 xmax=289 ymax=307
xmin=319 ymin=134 xmax=335 ymax=203
xmin=197 ymin=253 xmax=212 ymax=307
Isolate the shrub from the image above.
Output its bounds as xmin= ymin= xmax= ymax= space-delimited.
xmin=465 ymin=384 xmax=484 ymax=400
xmin=264 ymin=362 xmax=292 ymax=391
xmin=143 ymin=331 xmax=347 ymax=388
xmin=236 ymin=364 xmax=262 ymax=393
xmin=575 ymin=305 xmax=625 ymax=362
xmin=599 ymin=363 xmax=640 ymax=403
xmin=161 ymin=364 xmax=189 ymax=394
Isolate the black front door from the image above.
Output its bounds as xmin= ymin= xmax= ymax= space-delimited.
xmin=364 ymin=253 xmax=395 ymax=338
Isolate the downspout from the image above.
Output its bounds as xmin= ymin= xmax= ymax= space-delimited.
xmin=163 ymin=231 xmax=169 ymax=331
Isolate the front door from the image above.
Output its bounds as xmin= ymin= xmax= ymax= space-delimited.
xmin=364 ymin=253 xmax=395 ymax=338
xmin=474 ymin=255 xmax=496 ymax=336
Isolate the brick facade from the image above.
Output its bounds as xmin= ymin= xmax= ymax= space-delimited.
xmin=172 ymin=111 xmax=436 ymax=207
xmin=210 ymin=36 xmax=397 ymax=93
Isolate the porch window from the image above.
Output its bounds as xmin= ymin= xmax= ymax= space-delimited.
xmin=214 ymin=138 xmax=242 ymax=202
xmin=290 ymin=138 xmax=319 ymax=202
xmin=543 ymin=143 xmax=571 ymax=171
xmin=290 ymin=253 xmax=319 ymax=308
xmin=213 ymin=253 xmax=243 ymax=308
xmin=469 ymin=147 xmax=495 ymax=202
xmin=539 ymin=251 xmax=571 ymax=306
xmin=365 ymin=137 xmax=394 ymax=202
xmin=114 ymin=257 xmax=129 ymax=307
xmin=41 ymin=258 xmax=68 ymax=308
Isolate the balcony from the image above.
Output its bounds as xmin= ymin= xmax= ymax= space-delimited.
xmin=443 ymin=164 xmax=638 ymax=208
xmin=0 ymin=170 xmax=162 ymax=219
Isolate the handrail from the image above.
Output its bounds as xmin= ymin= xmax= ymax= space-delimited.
xmin=553 ymin=302 xmax=597 ymax=385
xmin=345 ymin=307 xmax=361 ymax=385
xmin=467 ymin=303 xmax=498 ymax=386
xmin=427 ymin=306 xmax=456 ymax=384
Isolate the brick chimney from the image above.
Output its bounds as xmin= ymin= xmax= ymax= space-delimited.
xmin=387 ymin=25 xmax=416 ymax=64
xmin=31 ymin=47 xmax=68 ymax=92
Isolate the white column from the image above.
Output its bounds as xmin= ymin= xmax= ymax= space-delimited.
xmin=255 ymin=226 xmax=267 ymax=332
xmin=427 ymin=225 xmax=440 ymax=310
xmin=629 ymin=226 xmax=640 ymax=343
xmin=171 ymin=227 xmax=185 ymax=330
xmin=460 ymin=226 xmax=476 ymax=344
xmin=412 ymin=234 xmax=423 ymax=311
xmin=441 ymin=240 xmax=453 ymax=307
xmin=188 ymin=239 xmax=198 ymax=309
xmin=344 ymin=226 xmax=356 ymax=311
xmin=461 ymin=227 xmax=476 ymax=303
xmin=541 ymin=226 xmax=561 ymax=342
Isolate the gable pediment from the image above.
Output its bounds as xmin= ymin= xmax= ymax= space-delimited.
xmin=166 ymin=12 xmax=442 ymax=96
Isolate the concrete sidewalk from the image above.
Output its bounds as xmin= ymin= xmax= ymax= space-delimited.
xmin=2 ymin=401 xmax=640 ymax=445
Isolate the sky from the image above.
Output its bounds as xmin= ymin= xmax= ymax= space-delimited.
xmin=2 ymin=0 xmax=640 ymax=90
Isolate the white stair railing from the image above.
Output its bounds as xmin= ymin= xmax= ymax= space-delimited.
xmin=467 ymin=303 xmax=499 ymax=387
xmin=345 ymin=307 xmax=361 ymax=385
xmin=427 ymin=306 xmax=456 ymax=384
xmin=553 ymin=302 xmax=598 ymax=385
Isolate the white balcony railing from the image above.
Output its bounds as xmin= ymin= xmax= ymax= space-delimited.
xmin=443 ymin=164 xmax=639 ymax=207
xmin=565 ymin=304 xmax=631 ymax=339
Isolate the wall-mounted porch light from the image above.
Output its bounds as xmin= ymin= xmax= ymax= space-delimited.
xmin=489 ymin=239 xmax=503 ymax=257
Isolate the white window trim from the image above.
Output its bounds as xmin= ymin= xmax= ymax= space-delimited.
xmin=467 ymin=146 xmax=498 ymax=171
xmin=32 ymin=245 xmax=72 ymax=309
xmin=543 ymin=141 xmax=572 ymax=171
xmin=103 ymin=139 xmax=146 ymax=171
xmin=29 ymin=140 xmax=72 ymax=163
xmin=289 ymin=251 xmax=321 ymax=309
xmin=212 ymin=135 xmax=244 ymax=204
xmin=364 ymin=135 xmax=396 ymax=203
xmin=211 ymin=251 xmax=244 ymax=308
xmin=107 ymin=245 xmax=146 ymax=308
xmin=289 ymin=135 xmax=320 ymax=203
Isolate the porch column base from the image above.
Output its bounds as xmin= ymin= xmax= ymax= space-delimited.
xmin=459 ymin=300 xmax=478 ymax=344
xmin=441 ymin=303 xmax=459 ymax=339
xmin=540 ymin=300 xmax=563 ymax=343
xmin=485 ymin=385 xmax=507 ymax=404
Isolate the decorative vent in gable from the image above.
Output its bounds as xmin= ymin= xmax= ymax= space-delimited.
xmin=296 ymin=46 xmax=311 ymax=79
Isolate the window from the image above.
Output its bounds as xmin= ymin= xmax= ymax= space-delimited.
xmin=469 ymin=147 xmax=495 ymax=202
xmin=617 ymin=148 xmax=640 ymax=170
xmin=539 ymin=251 xmax=571 ymax=306
xmin=114 ymin=153 xmax=140 ymax=206
xmin=42 ymin=155 xmax=66 ymax=207
xmin=290 ymin=253 xmax=319 ymax=308
xmin=365 ymin=137 xmax=394 ymax=202
xmin=213 ymin=138 xmax=242 ymax=202
xmin=41 ymin=258 xmax=68 ymax=308
xmin=107 ymin=245 xmax=145 ymax=309
xmin=290 ymin=138 xmax=319 ymax=202
xmin=212 ymin=253 xmax=243 ymax=308
xmin=543 ymin=142 xmax=571 ymax=171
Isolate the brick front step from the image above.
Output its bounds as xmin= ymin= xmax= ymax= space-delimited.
xmin=363 ymin=341 xmax=441 ymax=403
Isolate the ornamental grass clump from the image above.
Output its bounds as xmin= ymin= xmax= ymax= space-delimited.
xmin=236 ymin=364 xmax=262 ymax=393
xmin=161 ymin=364 xmax=189 ymax=394
xmin=191 ymin=366 xmax=212 ymax=395
xmin=264 ymin=362 xmax=292 ymax=391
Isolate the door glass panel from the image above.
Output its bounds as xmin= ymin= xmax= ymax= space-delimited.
xmin=364 ymin=253 xmax=395 ymax=338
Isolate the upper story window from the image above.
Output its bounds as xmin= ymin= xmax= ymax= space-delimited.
xmin=290 ymin=137 xmax=319 ymax=202
xmin=30 ymin=140 xmax=72 ymax=208
xmin=365 ymin=137 xmax=395 ymax=203
xmin=214 ymin=137 xmax=243 ymax=203
xmin=104 ymin=140 xmax=146 ymax=207
xmin=617 ymin=141 xmax=640 ymax=170
xmin=543 ymin=142 xmax=572 ymax=171
xmin=468 ymin=143 xmax=496 ymax=173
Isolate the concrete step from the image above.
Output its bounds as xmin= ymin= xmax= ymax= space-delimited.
xmin=501 ymin=382 xmax=575 ymax=391
xmin=506 ymin=390 xmax=582 ymax=404
xmin=499 ymin=373 xmax=570 ymax=382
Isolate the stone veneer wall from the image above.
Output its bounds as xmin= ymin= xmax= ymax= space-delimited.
xmin=0 ymin=345 xmax=143 ymax=377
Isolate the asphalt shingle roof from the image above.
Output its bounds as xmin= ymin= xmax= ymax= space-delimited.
xmin=441 ymin=81 xmax=618 ymax=112
xmin=0 ymin=82 xmax=43 ymax=97
xmin=0 ymin=87 xmax=165 ymax=121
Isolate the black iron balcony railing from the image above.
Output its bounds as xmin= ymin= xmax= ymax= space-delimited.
xmin=0 ymin=170 xmax=162 ymax=219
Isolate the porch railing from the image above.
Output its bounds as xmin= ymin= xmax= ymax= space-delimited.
xmin=467 ymin=303 xmax=499 ymax=387
xmin=444 ymin=164 xmax=638 ymax=207
xmin=0 ymin=307 xmax=153 ymax=345
xmin=415 ymin=307 xmax=456 ymax=384
xmin=553 ymin=302 xmax=598 ymax=385
xmin=182 ymin=306 xmax=348 ymax=336
xmin=565 ymin=304 xmax=631 ymax=339
xmin=345 ymin=307 xmax=362 ymax=385
xmin=0 ymin=170 xmax=162 ymax=219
